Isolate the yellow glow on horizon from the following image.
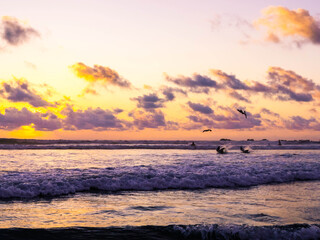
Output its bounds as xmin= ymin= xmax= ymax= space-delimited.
xmin=10 ymin=125 xmax=44 ymax=139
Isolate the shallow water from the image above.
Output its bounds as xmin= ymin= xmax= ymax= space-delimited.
xmin=1 ymin=181 xmax=319 ymax=228
xmin=0 ymin=147 xmax=319 ymax=239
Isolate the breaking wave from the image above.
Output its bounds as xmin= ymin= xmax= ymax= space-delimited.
xmin=1 ymin=157 xmax=319 ymax=199
xmin=0 ymin=224 xmax=319 ymax=240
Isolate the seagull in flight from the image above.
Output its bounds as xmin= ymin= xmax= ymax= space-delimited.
xmin=237 ymin=109 xmax=247 ymax=118
xmin=202 ymin=129 xmax=212 ymax=133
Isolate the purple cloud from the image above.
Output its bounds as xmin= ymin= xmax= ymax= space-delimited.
xmin=62 ymin=106 xmax=126 ymax=131
xmin=265 ymin=67 xmax=316 ymax=102
xmin=0 ymin=107 xmax=61 ymax=131
xmin=165 ymin=73 xmax=220 ymax=93
xmin=1 ymin=16 xmax=39 ymax=46
xmin=283 ymin=116 xmax=320 ymax=131
xmin=228 ymin=90 xmax=251 ymax=103
xmin=210 ymin=69 xmax=250 ymax=90
xmin=129 ymin=110 xmax=166 ymax=129
xmin=186 ymin=105 xmax=261 ymax=130
xmin=187 ymin=101 xmax=214 ymax=114
xmin=113 ymin=108 xmax=124 ymax=114
xmin=0 ymin=79 xmax=52 ymax=107
xmin=132 ymin=93 xmax=165 ymax=110
xmin=161 ymin=86 xmax=187 ymax=101
xmin=261 ymin=108 xmax=280 ymax=118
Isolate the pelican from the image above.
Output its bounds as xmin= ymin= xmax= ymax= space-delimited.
xmin=203 ymin=129 xmax=212 ymax=133
xmin=237 ymin=109 xmax=247 ymax=118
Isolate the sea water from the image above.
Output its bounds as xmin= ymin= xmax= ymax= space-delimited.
xmin=0 ymin=141 xmax=319 ymax=239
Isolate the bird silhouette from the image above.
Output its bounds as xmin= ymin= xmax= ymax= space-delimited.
xmin=202 ymin=129 xmax=212 ymax=133
xmin=237 ymin=109 xmax=247 ymax=118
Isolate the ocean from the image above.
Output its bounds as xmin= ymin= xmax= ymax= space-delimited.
xmin=0 ymin=140 xmax=319 ymax=239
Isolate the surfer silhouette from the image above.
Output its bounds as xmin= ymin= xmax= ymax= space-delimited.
xmin=216 ymin=146 xmax=227 ymax=154
xmin=240 ymin=146 xmax=250 ymax=153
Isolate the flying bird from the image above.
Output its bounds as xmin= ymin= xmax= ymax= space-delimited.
xmin=202 ymin=129 xmax=212 ymax=132
xmin=237 ymin=109 xmax=247 ymax=118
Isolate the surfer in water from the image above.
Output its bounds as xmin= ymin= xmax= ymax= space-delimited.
xmin=240 ymin=146 xmax=250 ymax=153
xmin=190 ymin=141 xmax=196 ymax=149
xmin=216 ymin=146 xmax=227 ymax=154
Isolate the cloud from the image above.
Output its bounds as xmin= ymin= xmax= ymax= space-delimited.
xmin=210 ymin=14 xmax=253 ymax=44
xmin=62 ymin=106 xmax=126 ymax=131
xmin=161 ymin=86 xmax=187 ymax=101
xmin=187 ymin=115 xmax=214 ymax=127
xmin=266 ymin=67 xmax=315 ymax=102
xmin=1 ymin=16 xmax=39 ymax=46
xmin=249 ymin=81 xmax=274 ymax=94
xmin=187 ymin=101 xmax=213 ymax=114
xmin=165 ymin=73 xmax=220 ymax=94
xmin=228 ymin=90 xmax=251 ymax=103
xmin=129 ymin=109 xmax=166 ymax=130
xmin=309 ymin=108 xmax=317 ymax=114
xmin=186 ymin=105 xmax=262 ymax=130
xmin=79 ymin=86 xmax=98 ymax=96
xmin=0 ymin=107 xmax=61 ymax=131
xmin=166 ymin=67 xmax=320 ymax=104
xmin=283 ymin=116 xmax=320 ymax=131
xmin=255 ymin=6 xmax=320 ymax=45
xmin=268 ymin=67 xmax=316 ymax=91
xmin=24 ymin=61 xmax=37 ymax=70
xmin=0 ymin=106 xmax=130 ymax=132
xmin=0 ymin=78 xmax=52 ymax=107
xmin=132 ymin=93 xmax=165 ymax=111
xmin=113 ymin=108 xmax=123 ymax=114
xmin=261 ymin=108 xmax=280 ymax=118
xmin=210 ymin=69 xmax=250 ymax=90
xmin=70 ymin=62 xmax=132 ymax=89
xmin=143 ymin=84 xmax=152 ymax=90
xmin=242 ymin=67 xmax=318 ymax=102
xmin=209 ymin=67 xmax=315 ymax=102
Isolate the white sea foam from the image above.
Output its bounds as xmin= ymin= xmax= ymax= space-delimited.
xmin=0 ymin=151 xmax=319 ymax=199
xmin=174 ymin=224 xmax=320 ymax=240
xmin=0 ymin=140 xmax=320 ymax=150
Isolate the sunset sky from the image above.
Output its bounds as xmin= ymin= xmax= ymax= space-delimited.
xmin=0 ymin=0 xmax=320 ymax=140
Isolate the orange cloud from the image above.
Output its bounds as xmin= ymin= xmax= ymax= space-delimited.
xmin=210 ymin=69 xmax=249 ymax=90
xmin=70 ymin=62 xmax=131 ymax=89
xmin=143 ymin=84 xmax=152 ymax=90
xmin=255 ymin=6 xmax=320 ymax=44
xmin=78 ymin=86 xmax=98 ymax=97
xmin=267 ymin=66 xmax=316 ymax=92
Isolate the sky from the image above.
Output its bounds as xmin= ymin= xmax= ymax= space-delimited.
xmin=0 ymin=0 xmax=320 ymax=140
